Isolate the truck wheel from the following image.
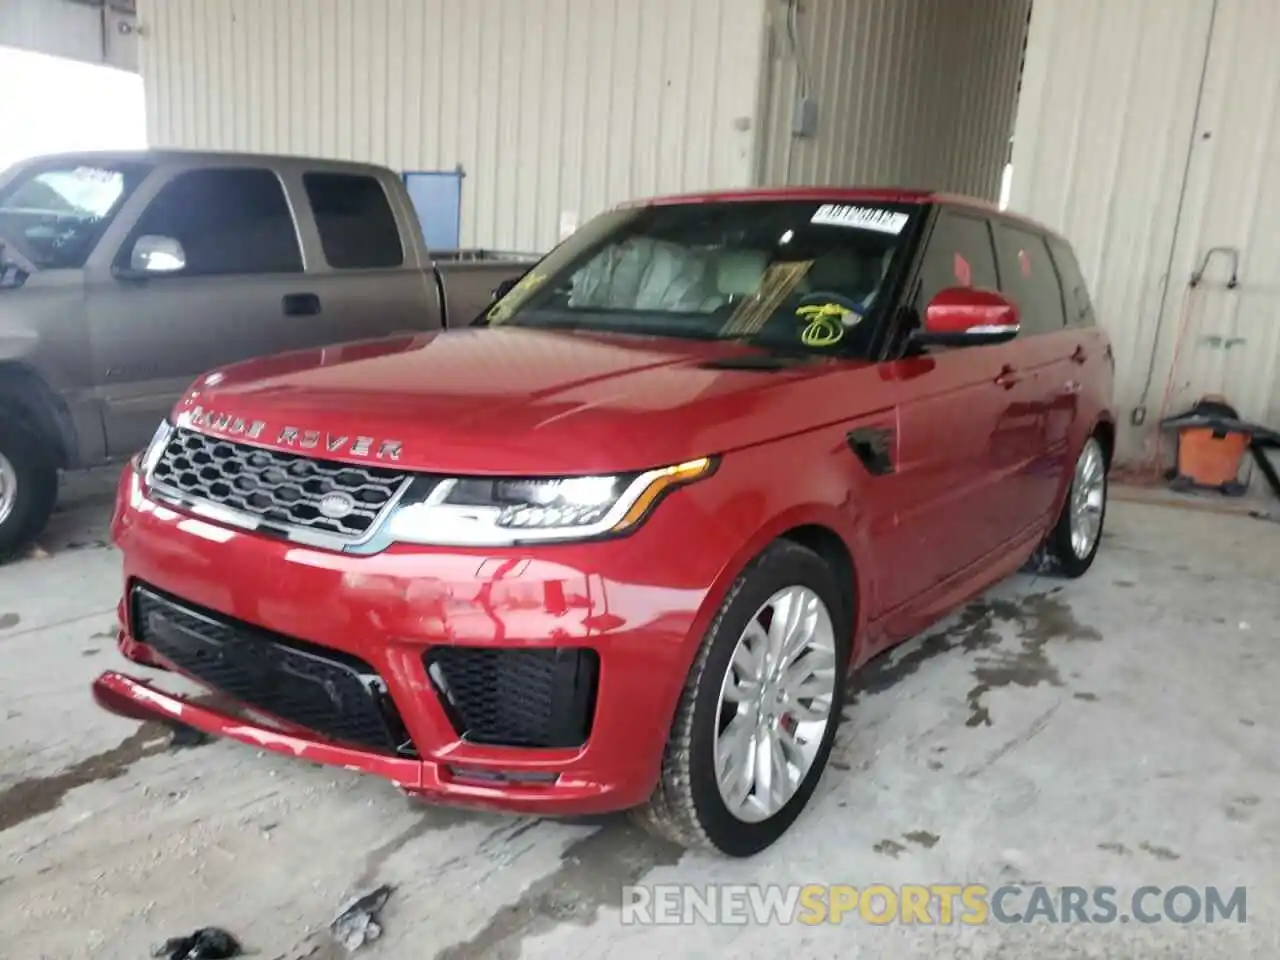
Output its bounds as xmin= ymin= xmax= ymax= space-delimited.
xmin=1036 ymin=435 xmax=1108 ymax=578
xmin=0 ymin=416 xmax=58 ymax=561
xmin=635 ymin=541 xmax=850 ymax=856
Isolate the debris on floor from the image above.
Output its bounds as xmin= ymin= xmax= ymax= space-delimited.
xmin=330 ymin=884 xmax=394 ymax=951
xmin=151 ymin=926 xmax=242 ymax=959
xmin=165 ymin=722 xmax=211 ymax=750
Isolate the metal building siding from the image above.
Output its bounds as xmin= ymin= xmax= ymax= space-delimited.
xmin=137 ymin=0 xmax=767 ymax=252
xmin=0 ymin=0 xmax=136 ymax=68
xmin=757 ymin=0 xmax=1029 ymax=200
xmin=1011 ymin=0 xmax=1280 ymax=467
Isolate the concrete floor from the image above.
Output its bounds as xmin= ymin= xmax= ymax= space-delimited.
xmin=1 ymin=468 xmax=1277 ymax=959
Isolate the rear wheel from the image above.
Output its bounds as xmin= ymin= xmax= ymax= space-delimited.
xmin=1037 ymin=435 xmax=1108 ymax=578
xmin=0 ymin=416 xmax=58 ymax=561
xmin=635 ymin=541 xmax=850 ymax=856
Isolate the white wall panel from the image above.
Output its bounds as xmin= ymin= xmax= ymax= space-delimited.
xmin=137 ymin=0 xmax=767 ymax=252
xmin=1011 ymin=0 xmax=1280 ymax=474
xmin=757 ymin=0 xmax=1029 ymax=200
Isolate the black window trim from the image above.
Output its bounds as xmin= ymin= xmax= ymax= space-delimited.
xmin=113 ymin=165 xmax=306 ymax=279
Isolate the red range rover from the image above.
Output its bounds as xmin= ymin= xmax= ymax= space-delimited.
xmin=97 ymin=188 xmax=1114 ymax=856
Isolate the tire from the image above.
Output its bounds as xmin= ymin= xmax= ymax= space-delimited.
xmin=1037 ymin=434 xmax=1108 ymax=579
xmin=0 ymin=415 xmax=58 ymax=561
xmin=634 ymin=541 xmax=851 ymax=856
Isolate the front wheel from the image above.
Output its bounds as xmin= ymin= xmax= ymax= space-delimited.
xmin=0 ymin=416 xmax=58 ymax=561
xmin=1038 ymin=434 xmax=1108 ymax=578
xmin=635 ymin=541 xmax=850 ymax=856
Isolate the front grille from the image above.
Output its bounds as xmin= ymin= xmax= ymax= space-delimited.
xmin=425 ymin=647 xmax=599 ymax=748
xmin=150 ymin=428 xmax=408 ymax=540
xmin=131 ymin=584 xmax=413 ymax=755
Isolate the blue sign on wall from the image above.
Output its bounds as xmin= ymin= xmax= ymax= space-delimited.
xmin=403 ymin=169 xmax=463 ymax=251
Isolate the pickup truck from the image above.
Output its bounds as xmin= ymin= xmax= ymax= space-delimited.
xmin=96 ymin=187 xmax=1116 ymax=856
xmin=0 ymin=149 xmax=532 ymax=556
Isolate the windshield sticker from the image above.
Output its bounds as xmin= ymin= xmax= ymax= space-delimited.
xmin=810 ymin=204 xmax=909 ymax=235
xmin=72 ymin=166 xmax=118 ymax=183
xmin=796 ymin=303 xmax=855 ymax=347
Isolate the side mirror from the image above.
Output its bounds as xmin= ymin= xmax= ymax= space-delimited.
xmin=490 ymin=276 xmax=521 ymax=302
xmin=913 ymin=286 xmax=1019 ymax=347
xmin=128 ymin=235 xmax=187 ymax=275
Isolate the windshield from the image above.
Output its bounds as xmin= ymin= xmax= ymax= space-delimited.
xmin=485 ymin=199 xmax=919 ymax=358
xmin=0 ymin=160 xmax=152 ymax=270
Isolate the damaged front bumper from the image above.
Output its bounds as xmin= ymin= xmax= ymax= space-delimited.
xmin=96 ymin=463 xmax=725 ymax=815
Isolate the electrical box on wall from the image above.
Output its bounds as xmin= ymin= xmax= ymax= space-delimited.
xmin=793 ymin=95 xmax=818 ymax=137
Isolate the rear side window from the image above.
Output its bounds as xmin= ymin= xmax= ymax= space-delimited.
xmin=128 ymin=168 xmax=303 ymax=276
xmin=993 ymin=223 xmax=1067 ymax=335
xmin=916 ymin=211 xmax=999 ymax=308
xmin=1047 ymin=237 xmax=1095 ymax=327
xmin=303 ymin=173 xmax=404 ymax=269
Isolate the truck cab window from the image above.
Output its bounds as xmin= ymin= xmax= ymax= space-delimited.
xmin=303 ymin=173 xmax=404 ymax=269
xmin=127 ymin=168 xmax=303 ymax=276
xmin=993 ymin=223 xmax=1067 ymax=335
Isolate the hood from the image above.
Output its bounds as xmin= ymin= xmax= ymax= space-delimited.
xmin=174 ymin=328 xmax=876 ymax=474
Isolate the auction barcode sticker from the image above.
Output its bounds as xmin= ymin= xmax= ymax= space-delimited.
xmin=811 ymin=204 xmax=910 ymax=235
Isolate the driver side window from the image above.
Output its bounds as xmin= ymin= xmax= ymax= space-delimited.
xmin=916 ymin=211 xmax=1000 ymax=309
xmin=123 ymin=168 xmax=304 ymax=277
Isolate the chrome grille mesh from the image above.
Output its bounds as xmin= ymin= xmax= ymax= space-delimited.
xmin=150 ymin=428 xmax=408 ymax=540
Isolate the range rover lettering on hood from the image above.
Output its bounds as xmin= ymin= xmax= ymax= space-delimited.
xmin=186 ymin=406 xmax=404 ymax=461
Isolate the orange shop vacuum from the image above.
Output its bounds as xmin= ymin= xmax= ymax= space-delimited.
xmin=1160 ymin=395 xmax=1280 ymax=499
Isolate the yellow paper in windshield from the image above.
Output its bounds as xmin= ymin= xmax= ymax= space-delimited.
xmin=719 ymin=260 xmax=814 ymax=337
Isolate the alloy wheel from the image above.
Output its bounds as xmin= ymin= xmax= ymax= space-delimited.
xmin=0 ymin=452 xmax=17 ymax=527
xmin=714 ymin=586 xmax=838 ymax=823
xmin=1070 ymin=438 xmax=1106 ymax=558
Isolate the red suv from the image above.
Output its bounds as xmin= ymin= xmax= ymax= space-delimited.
xmin=97 ymin=189 xmax=1114 ymax=856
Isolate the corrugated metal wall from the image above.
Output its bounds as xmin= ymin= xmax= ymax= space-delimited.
xmin=757 ymin=0 xmax=1029 ymax=200
xmin=1011 ymin=0 xmax=1280 ymax=471
xmin=0 ymin=0 xmax=138 ymax=70
xmin=137 ymin=0 xmax=767 ymax=252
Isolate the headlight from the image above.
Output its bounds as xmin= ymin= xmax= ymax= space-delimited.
xmin=385 ymin=457 xmax=716 ymax=546
xmin=135 ymin=420 xmax=173 ymax=477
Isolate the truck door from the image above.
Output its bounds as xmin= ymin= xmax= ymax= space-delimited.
xmin=86 ymin=164 xmax=312 ymax=457
xmin=282 ymin=167 xmax=443 ymax=342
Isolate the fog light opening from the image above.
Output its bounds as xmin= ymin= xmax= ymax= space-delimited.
xmin=446 ymin=765 xmax=560 ymax=786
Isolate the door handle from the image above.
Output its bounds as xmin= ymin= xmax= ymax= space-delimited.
xmin=995 ymin=364 xmax=1021 ymax=389
xmin=1071 ymin=345 xmax=1088 ymax=364
xmin=282 ymin=293 xmax=321 ymax=316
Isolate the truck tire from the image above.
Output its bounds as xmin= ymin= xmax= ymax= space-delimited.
xmin=635 ymin=541 xmax=850 ymax=856
xmin=0 ymin=414 xmax=58 ymax=561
